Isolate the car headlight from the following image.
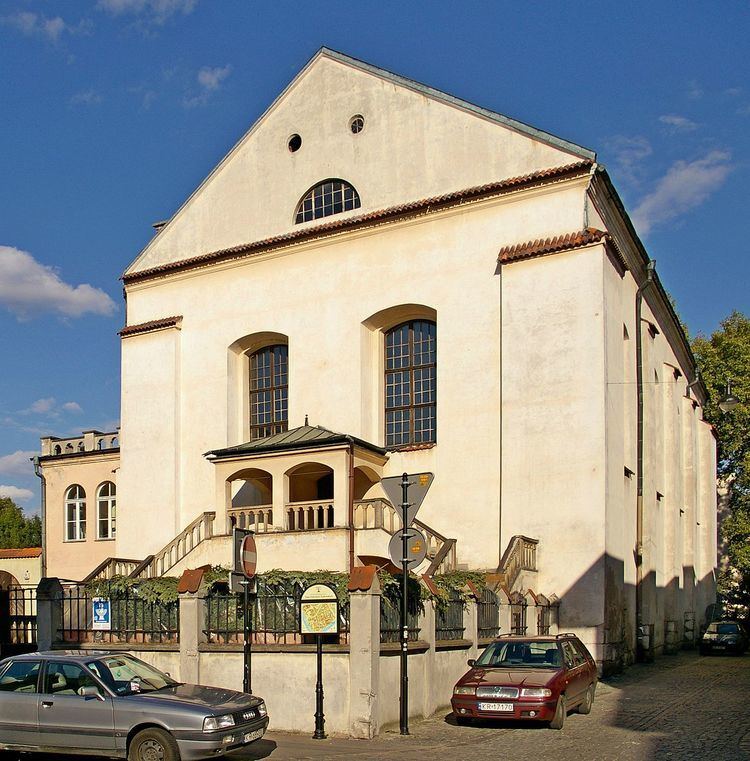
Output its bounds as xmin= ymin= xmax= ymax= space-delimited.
xmin=520 ymin=688 xmax=552 ymax=698
xmin=257 ymin=702 xmax=267 ymax=717
xmin=203 ymin=714 xmax=236 ymax=732
xmin=453 ymin=686 xmax=476 ymax=696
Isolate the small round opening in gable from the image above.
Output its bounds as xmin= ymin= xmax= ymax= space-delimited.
xmin=349 ymin=115 xmax=365 ymax=134
xmin=288 ymin=134 xmax=302 ymax=153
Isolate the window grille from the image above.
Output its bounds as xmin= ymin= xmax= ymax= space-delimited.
xmin=249 ymin=345 xmax=288 ymax=440
xmin=294 ymin=179 xmax=360 ymax=224
xmin=385 ymin=320 xmax=436 ymax=447
xmin=65 ymin=485 xmax=86 ymax=541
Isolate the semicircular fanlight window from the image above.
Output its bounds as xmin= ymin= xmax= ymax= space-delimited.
xmin=295 ymin=179 xmax=361 ymax=224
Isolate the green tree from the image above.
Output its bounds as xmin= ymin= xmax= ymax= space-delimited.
xmin=0 ymin=497 xmax=41 ymax=549
xmin=691 ymin=311 xmax=750 ymax=613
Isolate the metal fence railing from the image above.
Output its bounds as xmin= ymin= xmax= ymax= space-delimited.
xmin=537 ymin=604 xmax=551 ymax=635
xmin=2 ymin=587 xmax=37 ymax=648
xmin=477 ymin=587 xmax=500 ymax=639
xmin=204 ymin=581 xmax=349 ymax=646
xmin=379 ymin=596 xmax=420 ymax=643
xmin=58 ymin=587 xmax=179 ymax=645
xmin=510 ymin=595 xmax=527 ymax=635
xmin=436 ymin=588 xmax=465 ymax=641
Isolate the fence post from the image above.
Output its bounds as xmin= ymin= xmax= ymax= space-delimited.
xmin=347 ymin=571 xmax=381 ymax=739
xmin=36 ymin=578 xmax=63 ymax=651
xmin=420 ymin=596 xmax=437 ymax=719
xmin=464 ymin=593 xmax=479 ymax=657
xmin=179 ymin=581 xmax=208 ymax=685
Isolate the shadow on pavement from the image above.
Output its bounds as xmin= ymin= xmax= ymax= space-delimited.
xmin=442 ymin=711 xmax=548 ymax=730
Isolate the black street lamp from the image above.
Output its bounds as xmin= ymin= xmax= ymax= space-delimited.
xmin=718 ymin=380 xmax=740 ymax=413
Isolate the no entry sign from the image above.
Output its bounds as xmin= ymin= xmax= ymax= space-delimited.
xmin=241 ymin=533 xmax=257 ymax=579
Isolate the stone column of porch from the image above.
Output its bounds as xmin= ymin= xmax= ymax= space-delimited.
xmin=348 ymin=572 xmax=381 ymax=738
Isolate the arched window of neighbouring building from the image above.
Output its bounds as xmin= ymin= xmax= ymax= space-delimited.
xmin=97 ymin=481 xmax=116 ymax=540
xmin=65 ymin=485 xmax=86 ymax=541
xmin=384 ymin=320 xmax=437 ymax=447
xmin=249 ymin=345 xmax=288 ymax=440
xmin=294 ymin=179 xmax=361 ymax=224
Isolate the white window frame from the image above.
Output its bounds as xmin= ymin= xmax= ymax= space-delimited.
xmin=96 ymin=482 xmax=116 ymax=540
xmin=65 ymin=485 xmax=86 ymax=542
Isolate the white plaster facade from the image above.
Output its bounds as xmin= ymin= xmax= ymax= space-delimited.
xmin=39 ymin=49 xmax=717 ymax=665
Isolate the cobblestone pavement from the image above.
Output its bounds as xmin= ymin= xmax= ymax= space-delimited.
xmin=2 ymin=652 xmax=748 ymax=761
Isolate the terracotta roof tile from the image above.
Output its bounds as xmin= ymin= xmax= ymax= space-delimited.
xmin=348 ymin=565 xmax=378 ymax=592
xmin=123 ymin=161 xmax=593 ymax=285
xmin=177 ymin=567 xmax=207 ymax=594
xmin=119 ymin=316 xmax=182 ymax=337
xmin=497 ymin=227 xmax=607 ymax=264
xmin=0 ymin=547 xmax=42 ymax=559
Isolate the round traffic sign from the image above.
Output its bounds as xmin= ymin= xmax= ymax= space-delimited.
xmin=388 ymin=527 xmax=428 ymax=570
xmin=241 ymin=534 xmax=257 ymax=579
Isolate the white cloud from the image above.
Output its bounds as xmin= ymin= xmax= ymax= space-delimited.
xmin=0 ymin=451 xmax=36 ymax=476
xmin=0 ymin=11 xmax=87 ymax=42
xmin=658 ymin=114 xmax=699 ymax=133
xmin=61 ymin=402 xmax=83 ymax=413
xmin=686 ymin=80 xmax=704 ymax=100
xmin=632 ymin=151 xmax=732 ymax=235
xmin=97 ymin=0 xmax=198 ymax=24
xmin=184 ymin=64 xmax=232 ymax=108
xmin=0 ymin=485 xmax=34 ymax=502
xmin=605 ymin=135 xmax=653 ymax=186
xmin=26 ymin=398 xmax=56 ymax=415
xmin=0 ymin=246 xmax=117 ymax=320
xmin=70 ymin=89 xmax=102 ymax=106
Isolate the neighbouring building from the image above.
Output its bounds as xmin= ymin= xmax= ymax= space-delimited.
xmin=37 ymin=48 xmax=717 ymax=669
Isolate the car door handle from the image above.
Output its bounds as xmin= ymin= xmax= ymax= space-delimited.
xmin=41 ymin=701 xmax=53 ymax=708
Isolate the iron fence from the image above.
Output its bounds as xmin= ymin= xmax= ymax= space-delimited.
xmin=3 ymin=587 xmax=37 ymax=648
xmin=204 ymin=580 xmax=349 ymax=645
xmin=435 ymin=588 xmax=465 ymax=641
xmin=510 ymin=597 xmax=527 ymax=635
xmin=379 ymin=596 xmax=420 ymax=643
xmin=478 ymin=587 xmax=500 ymax=639
xmin=58 ymin=587 xmax=179 ymax=645
xmin=537 ymin=604 xmax=551 ymax=635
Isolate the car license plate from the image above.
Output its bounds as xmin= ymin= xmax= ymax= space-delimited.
xmin=244 ymin=729 xmax=264 ymax=743
xmin=478 ymin=702 xmax=514 ymax=712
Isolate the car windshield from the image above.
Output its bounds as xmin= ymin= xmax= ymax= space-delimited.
xmin=475 ymin=640 xmax=562 ymax=668
xmin=87 ymin=654 xmax=179 ymax=696
xmin=707 ymin=623 xmax=739 ymax=635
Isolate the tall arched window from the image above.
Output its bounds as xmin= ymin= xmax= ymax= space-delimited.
xmin=97 ymin=482 xmax=116 ymax=540
xmin=294 ymin=179 xmax=361 ymax=224
xmin=385 ymin=320 xmax=437 ymax=447
xmin=249 ymin=345 xmax=288 ymax=440
xmin=65 ymin=485 xmax=86 ymax=541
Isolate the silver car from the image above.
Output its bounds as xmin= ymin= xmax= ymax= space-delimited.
xmin=0 ymin=650 xmax=269 ymax=760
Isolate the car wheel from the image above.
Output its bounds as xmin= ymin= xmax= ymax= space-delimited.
xmin=129 ymin=727 xmax=181 ymax=761
xmin=577 ymin=684 xmax=595 ymax=715
xmin=549 ymin=695 xmax=566 ymax=730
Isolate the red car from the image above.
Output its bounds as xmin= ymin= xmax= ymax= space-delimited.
xmin=451 ymin=634 xmax=597 ymax=729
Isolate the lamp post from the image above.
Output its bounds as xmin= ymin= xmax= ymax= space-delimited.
xmin=718 ymin=379 xmax=740 ymax=413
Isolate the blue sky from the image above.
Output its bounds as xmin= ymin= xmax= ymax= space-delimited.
xmin=1 ymin=0 xmax=748 ymax=513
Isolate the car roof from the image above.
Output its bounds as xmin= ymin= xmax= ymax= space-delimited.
xmin=1 ymin=650 xmax=114 ymax=665
xmin=488 ymin=635 xmax=575 ymax=644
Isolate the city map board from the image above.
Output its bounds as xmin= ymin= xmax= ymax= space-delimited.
xmin=300 ymin=583 xmax=339 ymax=635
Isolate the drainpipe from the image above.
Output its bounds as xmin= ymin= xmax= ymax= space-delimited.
xmin=32 ymin=456 xmax=47 ymax=578
xmin=348 ymin=443 xmax=355 ymax=573
xmin=635 ymin=259 xmax=656 ymax=660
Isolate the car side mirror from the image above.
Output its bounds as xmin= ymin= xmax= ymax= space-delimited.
xmin=467 ymin=659 xmax=476 ymax=667
xmin=79 ymin=686 xmax=105 ymax=701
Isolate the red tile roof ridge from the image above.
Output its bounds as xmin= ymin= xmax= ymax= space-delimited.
xmin=119 ymin=315 xmax=183 ymax=337
xmin=123 ymin=160 xmax=594 ymax=285
xmin=498 ymin=227 xmax=607 ymax=263
xmin=0 ymin=547 xmax=42 ymax=559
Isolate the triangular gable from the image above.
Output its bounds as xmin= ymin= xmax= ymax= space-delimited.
xmin=125 ymin=47 xmax=595 ymax=278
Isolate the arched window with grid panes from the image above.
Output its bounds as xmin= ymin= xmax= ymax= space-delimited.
xmin=249 ymin=345 xmax=288 ymax=440
xmin=97 ymin=481 xmax=116 ymax=540
xmin=384 ymin=320 xmax=436 ymax=447
xmin=64 ymin=485 xmax=86 ymax=541
xmin=294 ymin=179 xmax=360 ymax=224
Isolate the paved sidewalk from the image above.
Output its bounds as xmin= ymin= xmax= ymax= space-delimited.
xmin=2 ymin=652 xmax=747 ymax=761
xmin=231 ymin=651 xmax=750 ymax=761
